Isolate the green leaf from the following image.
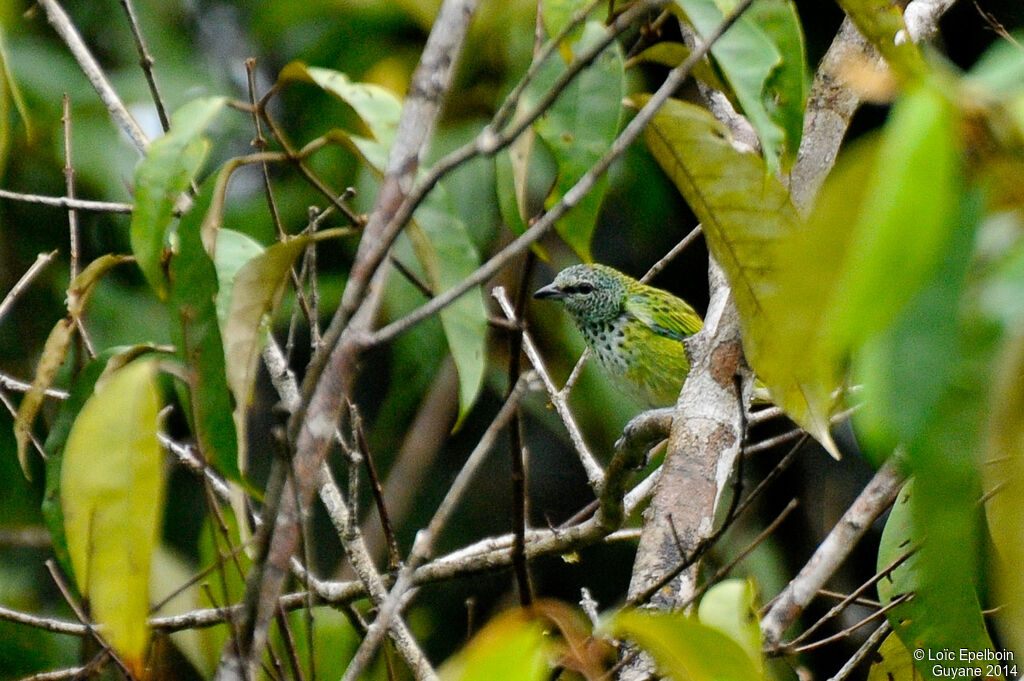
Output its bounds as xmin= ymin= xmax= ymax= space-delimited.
xmin=867 ymin=633 xmax=924 ymax=681
xmin=219 ymin=228 xmax=351 ymax=466
xmin=170 ymin=177 xmax=240 ymax=481
xmin=697 ymin=579 xmax=763 ymax=674
xmin=129 ymin=96 xmax=226 ymax=299
xmin=440 ymin=609 xmax=551 ymax=681
xmin=60 ymin=357 xmax=165 ymax=677
xmin=404 ymin=194 xmax=487 ymax=428
xmin=834 ymin=0 xmax=928 ymax=80
xmin=530 ymin=20 xmax=625 ymax=261
xmin=877 ymin=481 xmax=996 ymax=681
xmin=674 ymin=0 xmax=807 ymax=169
xmin=15 ymin=254 xmax=134 ymax=478
xmin=150 ymin=545 xmax=208 ymax=677
xmin=278 ymin=62 xmax=401 ymax=147
xmin=851 ymin=190 xmax=978 ymax=456
xmin=609 ymin=609 xmax=764 ymax=681
xmin=196 ymin=505 xmax=251 ymax=674
xmin=635 ymin=94 xmax=840 ymax=456
xmin=828 ymin=86 xmax=961 ymax=353
xmin=213 ymin=228 xmax=266 ymax=328
xmin=305 ymin=77 xmax=488 ymax=425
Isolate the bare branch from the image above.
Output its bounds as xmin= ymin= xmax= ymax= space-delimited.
xmin=761 ymin=459 xmax=905 ymax=648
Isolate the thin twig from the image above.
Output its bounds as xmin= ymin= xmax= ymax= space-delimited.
xmin=351 ymin=405 xmax=402 ymax=571
xmin=640 ymin=224 xmax=703 ymax=283
xmin=0 ymin=189 xmax=133 ymax=213
xmin=118 ymin=0 xmax=171 ymax=132
xmin=339 ymin=375 xmax=529 ymax=681
xmin=825 ymin=620 xmax=891 ymax=681
xmin=507 ymin=254 xmax=536 ymax=607
xmin=784 ymin=549 xmax=914 ymax=648
xmin=0 ymin=251 xmax=59 ymax=326
xmin=493 ymin=286 xmax=604 ymax=489
xmin=61 ymin=95 xmax=80 ymax=282
xmin=684 ymin=498 xmax=799 ymax=610
xmin=36 ymin=0 xmax=149 ymax=153
xmin=790 ymin=593 xmax=910 ymax=654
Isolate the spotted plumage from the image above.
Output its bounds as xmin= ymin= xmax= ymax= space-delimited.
xmin=534 ymin=264 xmax=703 ymax=407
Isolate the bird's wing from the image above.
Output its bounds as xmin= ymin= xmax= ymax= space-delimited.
xmin=625 ymin=289 xmax=703 ymax=341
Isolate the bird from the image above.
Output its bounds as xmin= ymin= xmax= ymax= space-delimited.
xmin=534 ymin=263 xmax=703 ymax=407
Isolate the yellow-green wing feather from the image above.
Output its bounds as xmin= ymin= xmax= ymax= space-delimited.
xmin=624 ymin=285 xmax=703 ymax=341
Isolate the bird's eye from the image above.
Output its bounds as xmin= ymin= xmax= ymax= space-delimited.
xmin=565 ymin=282 xmax=595 ymax=295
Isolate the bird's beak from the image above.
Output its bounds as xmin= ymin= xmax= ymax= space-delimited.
xmin=533 ymin=283 xmax=564 ymax=300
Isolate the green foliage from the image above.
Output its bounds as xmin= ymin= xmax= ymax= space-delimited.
xmin=610 ymin=608 xmax=766 ymax=681
xmin=130 ymin=97 xmax=226 ymax=299
xmin=440 ymin=609 xmax=552 ymax=681
xmin=498 ymin=19 xmax=625 ymax=261
xmin=15 ymin=254 xmax=135 ymax=477
xmin=868 ymin=633 xmax=924 ymax=681
xmin=283 ymin=62 xmax=488 ymax=425
xmin=878 ymin=481 xmax=995 ymax=681
xmin=673 ymin=0 xmax=807 ymax=169
xmin=169 ymin=174 xmax=241 ymax=482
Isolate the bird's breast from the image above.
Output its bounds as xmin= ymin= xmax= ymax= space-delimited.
xmin=581 ymin=318 xmax=631 ymax=375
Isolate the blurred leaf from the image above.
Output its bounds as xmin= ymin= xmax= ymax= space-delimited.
xmin=877 ymin=481 xmax=995 ymax=681
xmin=541 ymin=0 xmax=588 ymax=55
xmin=851 ymin=189 xmax=978 ymax=457
xmin=170 ymin=177 xmax=239 ymax=482
xmin=609 ymin=609 xmax=764 ymax=681
xmin=129 ymin=97 xmax=226 ymax=299
xmin=440 ymin=609 xmax=552 ymax=681
xmin=834 ymin=0 xmax=928 ymax=80
xmin=61 ymin=358 xmax=165 ymax=677
xmin=42 ymin=345 xmax=168 ymax=584
xmin=151 ymin=545 xmax=207 ymax=677
xmin=984 ymin=326 xmax=1024 ymax=654
xmin=531 ymin=21 xmax=625 ymax=261
xmin=674 ymin=0 xmax=807 ymax=169
xmin=287 ymin=606 xmax=362 ymax=681
xmin=697 ymin=579 xmax=763 ymax=674
xmin=827 ymin=86 xmax=961 ymax=352
xmin=867 ymin=632 xmax=924 ymax=681
xmin=15 ymin=254 xmax=134 ymax=478
xmin=0 ymin=23 xmax=32 ymax=171
xmin=967 ymin=32 xmax=1024 ymax=93
xmin=634 ymin=94 xmax=840 ymax=457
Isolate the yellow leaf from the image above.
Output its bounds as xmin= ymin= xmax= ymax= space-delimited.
xmin=61 ymin=358 xmax=165 ymax=676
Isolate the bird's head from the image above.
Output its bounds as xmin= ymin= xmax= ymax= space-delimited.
xmin=533 ymin=264 xmax=628 ymax=324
